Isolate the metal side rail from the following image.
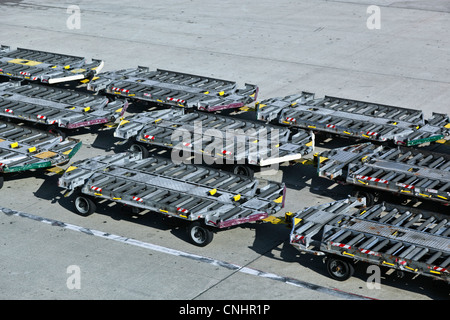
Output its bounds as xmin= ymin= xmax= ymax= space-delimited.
xmin=289 ymin=197 xmax=450 ymax=283
xmin=0 ymin=45 xmax=104 ymax=84
xmin=318 ymin=142 xmax=450 ymax=205
xmin=86 ymin=66 xmax=258 ymax=111
xmin=114 ymin=108 xmax=314 ymax=168
xmin=0 ymin=82 xmax=127 ymax=129
xmin=0 ymin=120 xmax=81 ymax=177
xmin=257 ymin=93 xmax=450 ymax=146
xmin=58 ymin=152 xmax=285 ymax=246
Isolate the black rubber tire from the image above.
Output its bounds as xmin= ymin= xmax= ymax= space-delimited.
xmin=351 ymin=188 xmax=375 ymax=207
xmin=48 ymin=125 xmax=67 ymax=141
xmin=130 ymin=143 xmax=149 ymax=159
xmin=231 ymin=164 xmax=254 ymax=178
xmin=0 ymin=174 xmax=3 ymax=190
xmin=187 ymin=221 xmax=214 ymax=247
xmin=326 ymin=257 xmax=355 ymax=281
xmin=74 ymin=195 xmax=96 ymax=216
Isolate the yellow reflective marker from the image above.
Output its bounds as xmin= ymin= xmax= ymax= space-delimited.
xmin=273 ymin=196 xmax=283 ymax=203
xmin=83 ymin=106 xmax=91 ymax=112
xmin=262 ymin=216 xmax=284 ymax=224
xmin=65 ymin=166 xmax=78 ymax=173
xmin=233 ymin=194 xmax=241 ymax=201
xmin=219 ymin=91 xmax=225 ymax=96
xmin=71 ymin=68 xmax=86 ymax=73
xmin=8 ymin=58 xmax=42 ymax=66
xmin=28 ymin=146 xmax=37 ymax=153
xmin=209 ymin=188 xmax=217 ymax=196
xmin=343 ymin=251 xmax=354 ymax=257
xmin=10 ymin=142 xmax=19 ymax=148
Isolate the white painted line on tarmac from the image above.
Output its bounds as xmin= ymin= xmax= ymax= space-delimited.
xmin=1 ymin=206 xmax=375 ymax=300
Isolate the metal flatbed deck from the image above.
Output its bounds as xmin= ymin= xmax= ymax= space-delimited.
xmin=0 ymin=45 xmax=104 ymax=84
xmin=289 ymin=197 xmax=450 ymax=282
xmin=86 ymin=66 xmax=258 ymax=111
xmin=58 ymin=152 xmax=286 ymax=246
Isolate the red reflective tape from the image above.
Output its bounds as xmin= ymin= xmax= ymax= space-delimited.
xmin=330 ymin=242 xmax=351 ymax=249
xmin=5 ymin=109 xmax=13 ymax=114
xmin=355 ymin=175 xmax=388 ymax=184
xmin=360 ymin=248 xmax=380 ymax=256
xmin=432 ymin=266 xmax=448 ymax=273
xmin=286 ymin=117 xmax=296 ymax=122
xmin=144 ymin=135 xmax=155 ymax=140
xmin=90 ymin=186 xmax=102 ymax=192
xmin=167 ymin=97 xmax=185 ymax=103
xmin=397 ymin=182 xmax=414 ymax=189
xmin=112 ymin=87 xmax=129 ymax=93
xmin=37 ymin=115 xmax=46 ymax=120
xmin=326 ymin=124 xmax=336 ymax=129
xmin=132 ymin=196 xmax=143 ymax=202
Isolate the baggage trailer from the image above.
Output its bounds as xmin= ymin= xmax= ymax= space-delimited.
xmin=289 ymin=197 xmax=450 ymax=282
xmin=0 ymin=45 xmax=104 ymax=84
xmin=317 ymin=142 xmax=450 ymax=206
xmin=86 ymin=66 xmax=258 ymax=112
xmin=0 ymin=82 xmax=128 ymax=135
xmin=58 ymin=152 xmax=286 ymax=246
xmin=256 ymin=93 xmax=450 ymax=146
xmin=0 ymin=120 xmax=81 ymax=188
xmin=114 ymin=108 xmax=314 ymax=177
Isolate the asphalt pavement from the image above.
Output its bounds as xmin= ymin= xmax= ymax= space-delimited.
xmin=0 ymin=0 xmax=449 ymax=302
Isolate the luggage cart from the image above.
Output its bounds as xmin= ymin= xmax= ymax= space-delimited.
xmin=289 ymin=197 xmax=450 ymax=282
xmin=257 ymin=93 xmax=450 ymax=146
xmin=0 ymin=120 xmax=81 ymax=188
xmin=317 ymin=142 xmax=450 ymax=206
xmin=86 ymin=66 xmax=258 ymax=112
xmin=0 ymin=82 xmax=127 ymax=134
xmin=0 ymin=45 xmax=104 ymax=84
xmin=114 ymin=108 xmax=314 ymax=176
xmin=58 ymin=152 xmax=286 ymax=246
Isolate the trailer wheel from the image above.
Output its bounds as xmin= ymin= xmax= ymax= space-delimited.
xmin=130 ymin=143 xmax=149 ymax=159
xmin=48 ymin=125 xmax=66 ymax=141
xmin=187 ymin=221 xmax=213 ymax=247
xmin=326 ymin=257 xmax=355 ymax=281
xmin=0 ymin=175 xmax=3 ymax=189
xmin=74 ymin=195 xmax=96 ymax=216
xmin=351 ymin=189 xmax=375 ymax=206
xmin=231 ymin=164 xmax=254 ymax=178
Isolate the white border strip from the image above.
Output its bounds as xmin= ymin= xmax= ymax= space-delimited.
xmin=1 ymin=207 xmax=374 ymax=300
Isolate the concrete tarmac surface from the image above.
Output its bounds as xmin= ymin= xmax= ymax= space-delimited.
xmin=0 ymin=0 xmax=449 ymax=301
